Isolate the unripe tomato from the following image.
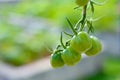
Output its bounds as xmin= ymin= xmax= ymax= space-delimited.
xmin=61 ymin=47 xmax=81 ymax=66
xmin=70 ymin=31 xmax=92 ymax=53
xmin=85 ymin=36 xmax=102 ymax=56
xmin=75 ymin=0 xmax=89 ymax=6
xmin=50 ymin=51 xmax=64 ymax=68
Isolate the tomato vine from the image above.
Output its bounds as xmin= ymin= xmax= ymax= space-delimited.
xmin=50 ymin=0 xmax=103 ymax=68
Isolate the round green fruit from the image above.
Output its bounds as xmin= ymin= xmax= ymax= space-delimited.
xmin=70 ymin=31 xmax=92 ymax=53
xmin=61 ymin=47 xmax=81 ymax=66
xmin=85 ymin=36 xmax=102 ymax=56
xmin=50 ymin=51 xmax=64 ymax=68
xmin=75 ymin=0 xmax=89 ymax=6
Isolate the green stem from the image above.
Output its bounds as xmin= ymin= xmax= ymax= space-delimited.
xmin=87 ymin=20 xmax=91 ymax=33
xmin=80 ymin=5 xmax=87 ymax=31
xmin=66 ymin=17 xmax=77 ymax=35
xmin=43 ymin=43 xmax=53 ymax=53
xmin=46 ymin=46 xmax=53 ymax=53
xmin=64 ymin=31 xmax=73 ymax=37
xmin=87 ymin=20 xmax=94 ymax=33
xmin=90 ymin=0 xmax=94 ymax=15
xmin=74 ymin=5 xmax=87 ymax=31
xmin=60 ymin=32 xmax=66 ymax=49
xmin=74 ymin=18 xmax=81 ymax=30
xmin=55 ymin=50 xmax=63 ymax=53
xmin=80 ymin=20 xmax=86 ymax=31
xmin=56 ymin=45 xmax=61 ymax=49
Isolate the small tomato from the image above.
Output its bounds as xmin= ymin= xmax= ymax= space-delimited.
xmin=50 ymin=51 xmax=64 ymax=68
xmin=61 ymin=47 xmax=81 ymax=66
xmin=75 ymin=0 xmax=89 ymax=6
xmin=85 ymin=36 xmax=102 ymax=56
xmin=70 ymin=31 xmax=92 ymax=53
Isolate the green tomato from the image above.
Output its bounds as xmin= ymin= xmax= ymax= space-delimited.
xmin=50 ymin=51 xmax=64 ymax=68
xmin=70 ymin=31 xmax=92 ymax=53
xmin=61 ymin=47 xmax=81 ymax=66
xmin=75 ymin=0 xmax=89 ymax=6
xmin=85 ymin=36 xmax=102 ymax=56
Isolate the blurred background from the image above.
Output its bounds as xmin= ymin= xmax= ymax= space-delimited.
xmin=0 ymin=0 xmax=119 ymax=80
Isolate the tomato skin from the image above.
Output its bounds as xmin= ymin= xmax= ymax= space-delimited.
xmin=85 ymin=36 xmax=102 ymax=56
xmin=70 ymin=31 xmax=92 ymax=53
xmin=75 ymin=0 xmax=89 ymax=6
xmin=61 ymin=47 xmax=81 ymax=66
xmin=50 ymin=52 xmax=64 ymax=68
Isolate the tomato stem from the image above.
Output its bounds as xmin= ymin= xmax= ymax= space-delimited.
xmin=45 ymin=46 xmax=53 ymax=53
xmin=63 ymin=31 xmax=73 ymax=37
xmin=66 ymin=17 xmax=77 ymax=35
xmin=90 ymin=1 xmax=94 ymax=15
xmin=87 ymin=19 xmax=94 ymax=33
xmin=60 ymin=32 xmax=66 ymax=49
xmin=91 ymin=0 xmax=107 ymax=6
xmin=56 ymin=45 xmax=61 ymax=49
xmin=74 ymin=5 xmax=87 ymax=31
xmin=80 ymin=5 xmax=87 ymax=31
xmin=55 ymin=50 xmax=63 ymax=53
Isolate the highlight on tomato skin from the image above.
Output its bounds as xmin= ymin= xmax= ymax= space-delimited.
xmin=85 ymin=36 xmax=102 ymax=56
xmin=61 ymin=47 xmax=81 ymax=66
xmin=75 ymin=0 xmax=89 ymax=7
xmin=50 ymin=52 xmax=64 ymax=68
xmin=70 ymin=31 xmax=92 ymax=53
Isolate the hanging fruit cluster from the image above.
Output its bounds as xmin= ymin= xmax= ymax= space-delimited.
xmin=50 ymin=0 xmax=102 ymax=68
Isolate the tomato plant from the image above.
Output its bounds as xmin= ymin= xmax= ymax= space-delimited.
xmin=50 ymin=0 xmax=103 ymax=68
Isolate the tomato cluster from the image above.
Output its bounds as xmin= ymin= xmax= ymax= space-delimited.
xmin=50 ymin=31 xmax=102 ymax=68
xmin=50 ymin=0 xmax=103 ymax=68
